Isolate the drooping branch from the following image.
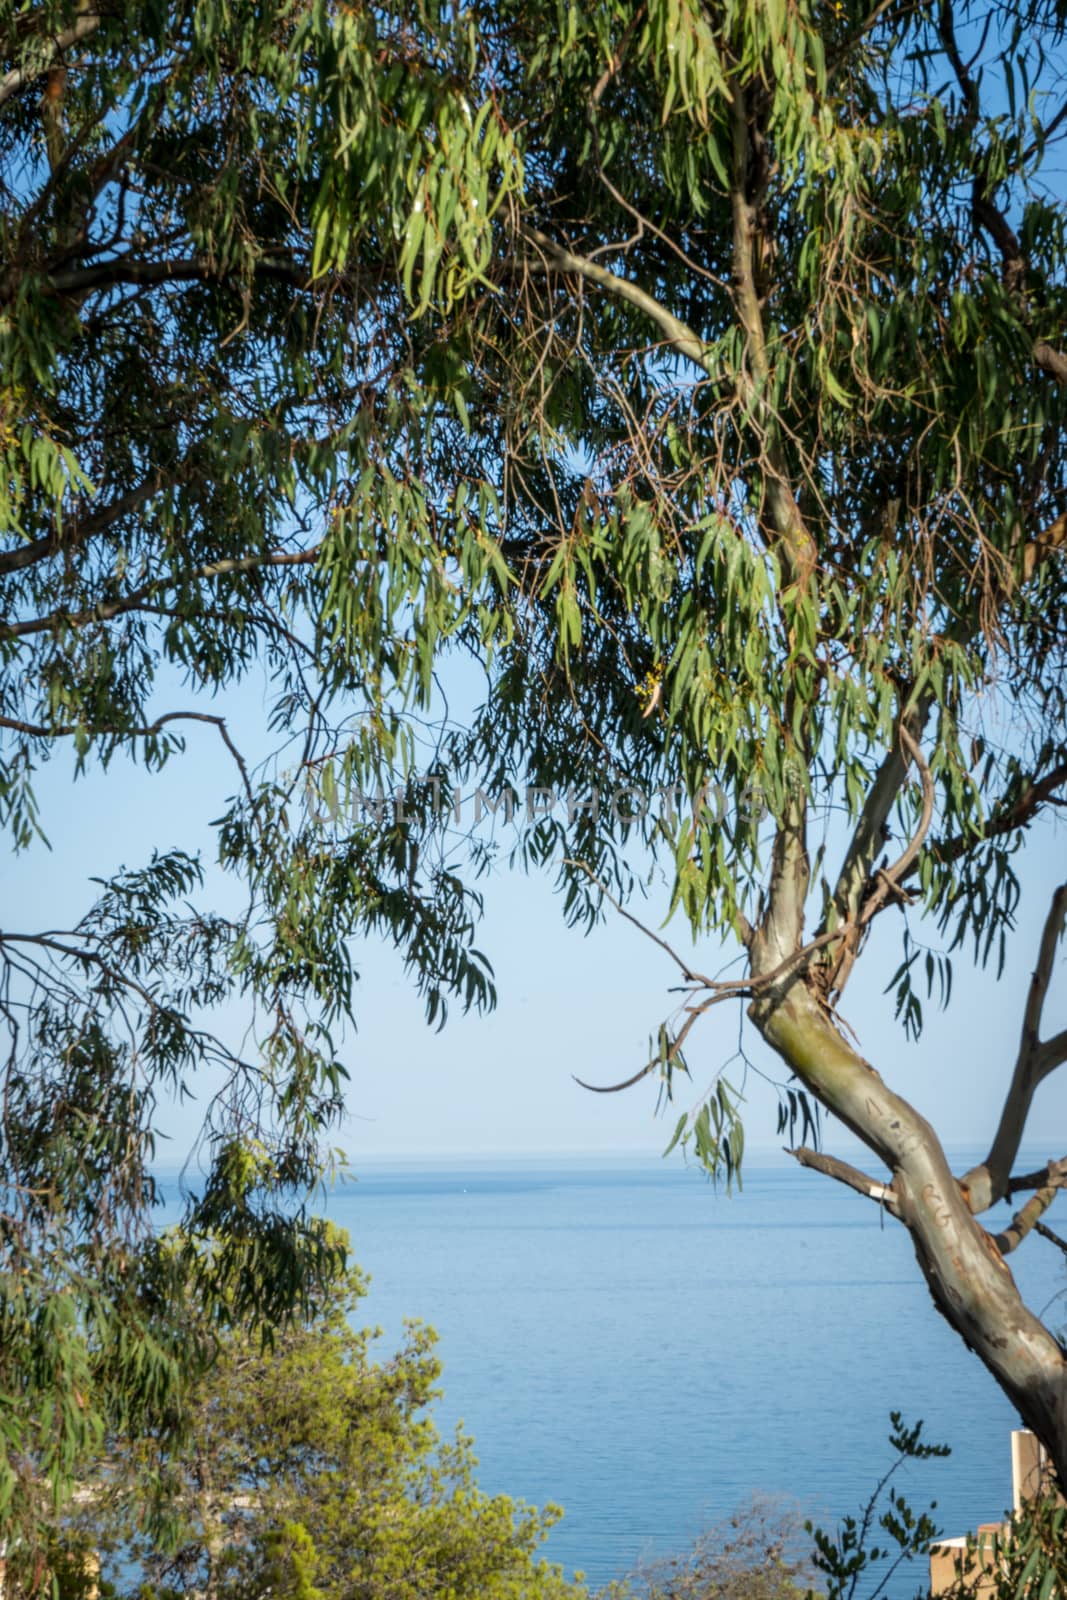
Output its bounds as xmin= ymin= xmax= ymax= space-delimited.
xmin=788 ymin=1144 xmax=900 ymax=1213
xmin=574 ymin=920 xmax=856 ymax=1093
xmin=0 ymin=709 xmax=255 ymax=806
xmin=961 ymin=890 xmax=1067 ymax=1214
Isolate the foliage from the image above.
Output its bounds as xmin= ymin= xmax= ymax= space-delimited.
xmin=598 ymin=1496 xmax=815 ymax=1600
xmin=38 ymin=1241 xmax=583 ymax=1600
xmin=2 ymin=0 xmax=1067 ymax=1552
xmin=0 ymin=0 xmax=512 ymax=1557
xmin=941 ymin=1497 xmax=1067 ymax=1600
xmin=800 ymin=1414 xmax=1066 ymax=1600
xmin=805 ymin=1413 xmax=948 ymax=1600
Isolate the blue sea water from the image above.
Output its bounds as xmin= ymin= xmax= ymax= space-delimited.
xmin=323 ymin=1151 xmax=1065 ymax=1591
xmin=163 ymin=1150 xmax=1065 ymax=1592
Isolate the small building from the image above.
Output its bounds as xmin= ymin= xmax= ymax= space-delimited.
xmin=929 ymin=1431 xmax=1065 ymax=1597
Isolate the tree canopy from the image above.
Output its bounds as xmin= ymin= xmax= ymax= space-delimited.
xmin=43 ymin=1240 xmax=582 ymax=1600
xmin=1 ymin=0 xmax=1067 ymax=1551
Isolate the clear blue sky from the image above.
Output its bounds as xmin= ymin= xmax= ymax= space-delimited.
xmin=5 ymin=659 xmax=1066 ymax=1173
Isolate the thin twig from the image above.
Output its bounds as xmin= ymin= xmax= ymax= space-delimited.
xmin=0 ymin=709 xmax=255 ymax=807
xmin=1034 ymin=1219 xmax=1067 ymax=1257
xmin=564 ymin=858 xmax=717 ymax=985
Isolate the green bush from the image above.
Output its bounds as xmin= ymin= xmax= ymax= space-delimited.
xmin=44 ymin=1238 xmax=584 ymax=1600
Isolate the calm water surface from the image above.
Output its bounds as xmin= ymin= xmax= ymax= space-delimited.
xmin=169 ymin=1152 xmax=1066 ymax=1590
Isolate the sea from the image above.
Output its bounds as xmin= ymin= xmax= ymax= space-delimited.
xmin=170 ymin=1149 xmax=1067 ymax=1594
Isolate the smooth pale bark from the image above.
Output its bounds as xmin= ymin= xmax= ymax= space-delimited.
xmin=750 ymin=978 xmax=1067 ymax=1488
xmin=960 ymin=884 xmax=1067 ymax=1214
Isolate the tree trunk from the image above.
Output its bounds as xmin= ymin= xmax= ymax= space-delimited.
xmin=750 ymin=978 xmax=1067 ymax=1489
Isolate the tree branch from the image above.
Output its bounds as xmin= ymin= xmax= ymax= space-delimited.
xmin=0 ymin=473 xmax=167 ymax=577
xmin=1006 ymin=1157 xmax=1067 ymax=1197
xmin=46 ymin=252 xmax=311 ymax=299
xmin=519 ymin=227 xmax=713 ymax=375
xmin=590 ymin=5 xmax=645 ymax=105
xmin=1036 ymin=1027 xmax=1067 ymax=1078
xmin=0 ymin=10 xmax=103 ymax=109
xmin=0 ymin=709 xmax=255 ymax=806
xmin=573 ymin=922 xmax=857 ymax=1094
xmin=0 ymin=929 xmax=160 ymax=1015
xmin=788 ymin=1144 xmax=900 ymax=1212
xmin=562 ymin=859 xmax=721 ymax=986
xmin=825 ymin=737 xmax=912 ymax=930
xmin=0 ymin=543 xmax=322 ymax=640
xmin=856 ymin=726 xmax=934 ymax=927
xmin=1034 ymin=341 xmax=1067 ymax=388
xmin=939 ymin=1 xmax=1067 ymax=388
xmin=818 ymin=721 xmax=933 ymax=1002
xmin=993 ymin=1185 xmax=1060 ymax=1256
xmin=727 ymin=85 xmax=816 ymax=586
xmin=961 ymin=888 xmax=1067 ymax=1214
xmin=918 ymin=757 xmax=1067 ymax=875
xmin=1034 ymin=1219 xmax=1067 ymax=1258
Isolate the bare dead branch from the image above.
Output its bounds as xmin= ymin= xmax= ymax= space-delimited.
xmin=0 ymin=709 xmax=255 ymax=805
xmin=573 ymin=916 xmax=860 ymax=1094
xmin=563 ymin=858 xmax=720 ymax=986
xmin=788 ymin=1144 xmax=900 ymax=1212
xmin=1034 ymin=1219 xmax=1067 ymax=1258
xmin=961 ymin=883 xmax=1067 ymax=1215
xmin=994 ymin=1185 xmax=1060 ymax=1255
xmin=1006 ymin=1157 xmax=1067 ymax=1196
xmin=573 ymin=1058 xmax=666 ymax=1094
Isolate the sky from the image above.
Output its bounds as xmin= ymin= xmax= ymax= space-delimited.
xmin=4 ymin=658 xmax=1066 ymax=1178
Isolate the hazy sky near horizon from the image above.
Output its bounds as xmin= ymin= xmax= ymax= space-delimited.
xmin=5 ymin=660 xmax=1066 ymax=1177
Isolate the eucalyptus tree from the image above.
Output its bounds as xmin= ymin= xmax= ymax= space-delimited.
xmin=411 ymin=0 xmax=1067 ymax=1481
xmin=2 ymin=0 xmax=1067 ymax=1566
xmin=0 ymin=0 xmax=518 ymax=1561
